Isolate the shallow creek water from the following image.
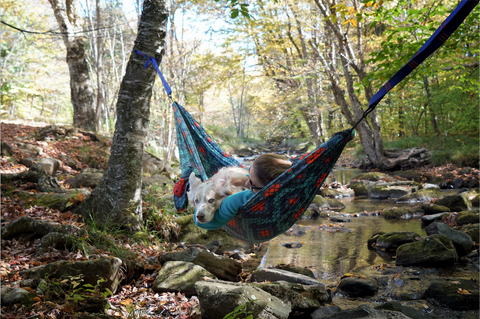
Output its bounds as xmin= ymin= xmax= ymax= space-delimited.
xmin=245 ymin=168 xmax=479 ymax=318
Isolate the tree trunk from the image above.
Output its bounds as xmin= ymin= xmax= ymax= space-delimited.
xmin=77 ymin=0 xmax=169 ymax=231
xmin=48 ymin=0 xmax=96 ymax=131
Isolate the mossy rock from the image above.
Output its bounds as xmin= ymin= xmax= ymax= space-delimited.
xmin=370 ymin=185 xmax=411 ymax=199
xmin=352 ymin=172 xmax=390 ymax=182
xmin=396 ymin=188 xmax=441 ymax=203
xmin=349 ymin=181 xmax=369 ymax=196
xmin=382 ymin=207 xmax=424 ymax=219
xmin=326 ymin=198 xmax=346 ymax=209
xmin=319 ymin=189 xmax=342 ymax=198
xmin=15 ymin=190 xmax=89 ymax=212
xmin=367 ymin=232 xmax=386 ymax=247
xmin=455 ymin=223 xmax=479 ymax=243
xmin=456 ymin=211 xmax=479 ymax=226
xmin=421 ymin=203 xmax=451 ymax=215
xmin=396 ymin=234 xmax=458 ymax=267
xmin=426 ymin=279 xmax=479 ymax=310
xmin=311 ymin=195 xmax=329 ymax=208
xmin=435 ymin=193 xmax=471 ymax=212
xmin=376 ymin=231 xmax=420 ymax=251
xmin=175 ymin=214 xmax=253 ymax=252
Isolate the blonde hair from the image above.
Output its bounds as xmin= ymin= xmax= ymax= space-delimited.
xmin=252 ymin=153 xmax=291 ymax=186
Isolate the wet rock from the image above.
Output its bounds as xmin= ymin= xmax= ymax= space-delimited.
xmin=192 ymin=250 xmax=243 ymax=281
xmin=349 ymin=181 xmax=369 ymax=196
xmin=272 ymin=265 xmax=316 ymax=278
xmin=329 ymin=215 xmax=352 ymax=222
xmin=251 ymin=268 xmax=320 ymax=285
xmin=421 ymin=212 xmax=449 ymax=227
xmin=376 ymin=231 xmax=421 ymax=251
xmin=280 ymin=242 xmax=303 ymax=249
xmin=367 ymin=232 xmax=385 ymax=247
xmin=421 ymin=203 xmax=450 ymax=215
xmin=65 ymin=168 xmax=104 ymax=189
xmin=310 ymin=305 xmax=342 ymax=318
xmin=19 ymin=257 xmax=122 ymax=293
xmin=319 ymin=189 xmax=343 ymax=198
xmin=318 ymin=304 xmax=411 ymax=318
xmin=472 ymin=194 xmax=480 ymax=207
xmin=195 ymin=280 xmax=291 ymax=319
xmin=396 ymin=234 xmax=458 ymax=267
xmin=311 ymin=195 xmax=331 ymax=209
xmin=375 ymin=301 xmax=432 ymax=319
xmin=422 ymin=183 xmax=440 ymax=189
xmin=396 ymin=188 xmax=441 ymax=203
xmin=435 ymin=193 xmax=471 ymax=212
xmin=382 ymin=207 xmax=424 ymax=219
xmin=455 ymin=223 xmax=479 ymax=243
xmin=251 ymin=280 xmax=330 ymax=310
xmin=1 ymin=286 xmax=33 ymax=305
xmin=426 ymin=278 xmax=479 ymax=310
xmin=370 ymin=184 xmax=412 ymax=199
xmin=425 ymin=222 xmax=473 ymax=256
xmin=456 ymin=211 xmax=479 ymax=225
xmin=152 ymin=261 xmax=216 ymax=296
xmin=326 ymin=198 xmax=346 ymax=209
xmin=337 ymin=275 xmax=379 ymax=296
xmin=352 ymin=172 xmax=390 ymax=181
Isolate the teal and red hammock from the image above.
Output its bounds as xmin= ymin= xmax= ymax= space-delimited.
xmin=136 ymin=0 xmax=478 ymax=243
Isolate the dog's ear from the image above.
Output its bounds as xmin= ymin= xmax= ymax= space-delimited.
xmin=214 ymin=168 xmax=230 ymax=189
xmin=189 ymin=172 xmax=201 ymax=191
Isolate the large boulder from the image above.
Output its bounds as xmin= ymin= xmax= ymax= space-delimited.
xmin=65 ymin=168 xmax=104 ymax=189
xmin=396 ymin=188 xmax=441 ymax=203
xmin=395 ymin=234 xmax=458 ymax=267
xmin=349 ymin=181 xmax=369 ymax=196
xmin=421 ymin=203 xmax=450 ymax=215
xmin=375 ymin=231 xmax=421 ymax=251
xmin=426 ymin=279 xmax=479 ymax=310
xmin=195 ymin=280 xmax=291 ymax=319
xmin=456 ymin=211 xmax=479 ymax=225
xmin=337 ymin=275 xmax=379 ymax=296
xmin=19 ymin=257 xmax=122 ymax=293
xmin=152 ymin=261 xmax=216 ymax=296
xmin=370 ymin=184 xmax=412 ymax=199
xmin=375 ymin=301 xmax=432 ymax=319
xmin=251 ymin=268 xmax=320 ymax=285
xmin=424 ymin=222 xmax=473 ymax=256
xmin=421 ymin=212 xmax=450 ymax=227
xmin=1 ymin=286 xmax=33 ymax=305
xmin=382 ymin=207 xmax=424 ymax=219
xmin=314 ymin=304 xmax=411 ymax=318
xmin=251 ymin=281 xmax=330 ymax=310
xmin=435 ymin=193 xmax=471 ymax=212
xmin=455 ymin=223 xmax=479 ymax=243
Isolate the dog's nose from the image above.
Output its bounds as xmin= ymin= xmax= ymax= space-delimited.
xmin=196 ymin=212 xmax=205 ymax=223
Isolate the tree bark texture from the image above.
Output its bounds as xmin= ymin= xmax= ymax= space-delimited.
xmin=48 ymin=0 xmax=96 ymax=131
xmin=77 ymin=0 xmax=168 ymax=231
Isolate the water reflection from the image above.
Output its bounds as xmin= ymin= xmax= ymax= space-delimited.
xmin=260 ymin=212 xmax=426 ymax=283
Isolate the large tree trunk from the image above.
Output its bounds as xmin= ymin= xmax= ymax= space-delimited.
xmin=48 ymin=0 xmax=96 ymax=131
xmin=77 ymin=0 xmax=169 ymax=231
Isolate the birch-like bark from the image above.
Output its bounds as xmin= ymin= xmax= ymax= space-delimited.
xmin=78 ymin=0 xmax=169 ymax=231
xmin=48 ymin=0 xmax=96 ymax=131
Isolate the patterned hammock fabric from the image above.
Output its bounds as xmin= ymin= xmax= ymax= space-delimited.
xmin=137 ymin=0 xmax=477 ymax=243
xmin=172 ymin=101 xmax=354 ymax=243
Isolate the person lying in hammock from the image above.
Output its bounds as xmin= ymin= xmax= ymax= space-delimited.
xmin=194 ymin=153 xmax=292 ymax=230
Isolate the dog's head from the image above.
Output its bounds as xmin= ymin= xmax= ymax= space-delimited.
xmin=187 ymin=169 xmax=233 ymax=224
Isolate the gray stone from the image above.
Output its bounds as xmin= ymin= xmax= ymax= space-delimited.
xmin=273 ymin=265 xmax=315 ymax=278
xmin=39 ymin=158 xmax=62 ymax=176
xmin=326 ymin=198 xmax=346 ymax=209
xmin=251 ymin=268 xmax=320 ymax=285
xmin=329 ymin=215 xmax=352 ymax=222
xmin=421 ymin=212 xmax=449 ymax=227
xmin=152 ymin=261 xmax=216 ymax=296
xmin=59 ymin=154 xmax=78 ymax=169
xmin=1 ymin=286 xmax=32 ymax=304
xmin=396 ymin=234 xmax=458 ymax=267
xmin=195 ymin=280 xmax=291 ymax=319
xmin=426 ymin=279 xmax=479 ymax=310
xmin=456 ymin=211 xmax=479 ymax=225
xmin=65 ymin=168 xmax=104 ymax=188
xmin=192 ymin=250 xmax=243 ymax=282
xmin=319 ymin=304 xmax=410 ymax=318
xmin=424 ymin=222 xmax=473 ymax=256
xmin=370 ymin=184 xmax=412 ymax=199
xmin=382 ymin=207 xmax=424 ymax=219
xmin=20 ymin=257 xmax=122 ymax=293
xmin=251 ymin=280 xmax=330 ymax=310
xmin=310 ymin=305 xmax=342 ymax=319
xmin=375 ymin=301 xmax=432 ymax=319
xmin=319 ymin=189 xmax=343 ymax=198
xmin=20 ymin=157 xmax=39 ymax=167
xmin=337 ymin=275 xmax=379 ymax=296
xmin=376 ymin=231 xmax=421 ymax=251
xmin=143 ymin=173 xmax=173 ymax=188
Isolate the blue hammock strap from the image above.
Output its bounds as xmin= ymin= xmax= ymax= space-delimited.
xmin=352 ymin=0 xmax=478 ymax=130
xmin=134 ymin=50 xmax=172 ymax=97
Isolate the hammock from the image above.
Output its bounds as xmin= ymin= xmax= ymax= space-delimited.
xmin=136 ymin=0 xmax=477 ymax=243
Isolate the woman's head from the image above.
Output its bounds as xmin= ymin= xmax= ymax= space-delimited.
xmin=247 ymin=153 xmax=291 ymax=192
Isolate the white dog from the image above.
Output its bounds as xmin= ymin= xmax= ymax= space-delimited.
xmin=188 ymin=167 xmax=249 ymax=224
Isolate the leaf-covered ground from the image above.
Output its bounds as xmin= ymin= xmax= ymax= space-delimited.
xmin=1 ymin=121 xmax=478 ymax=318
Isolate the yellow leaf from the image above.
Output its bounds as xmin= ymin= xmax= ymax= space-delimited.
xmin=350 ymin=19 xmax=358 ymax=27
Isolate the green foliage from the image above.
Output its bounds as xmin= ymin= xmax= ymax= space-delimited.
xmin=223 ymin=300 xmax=256 ymax=319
